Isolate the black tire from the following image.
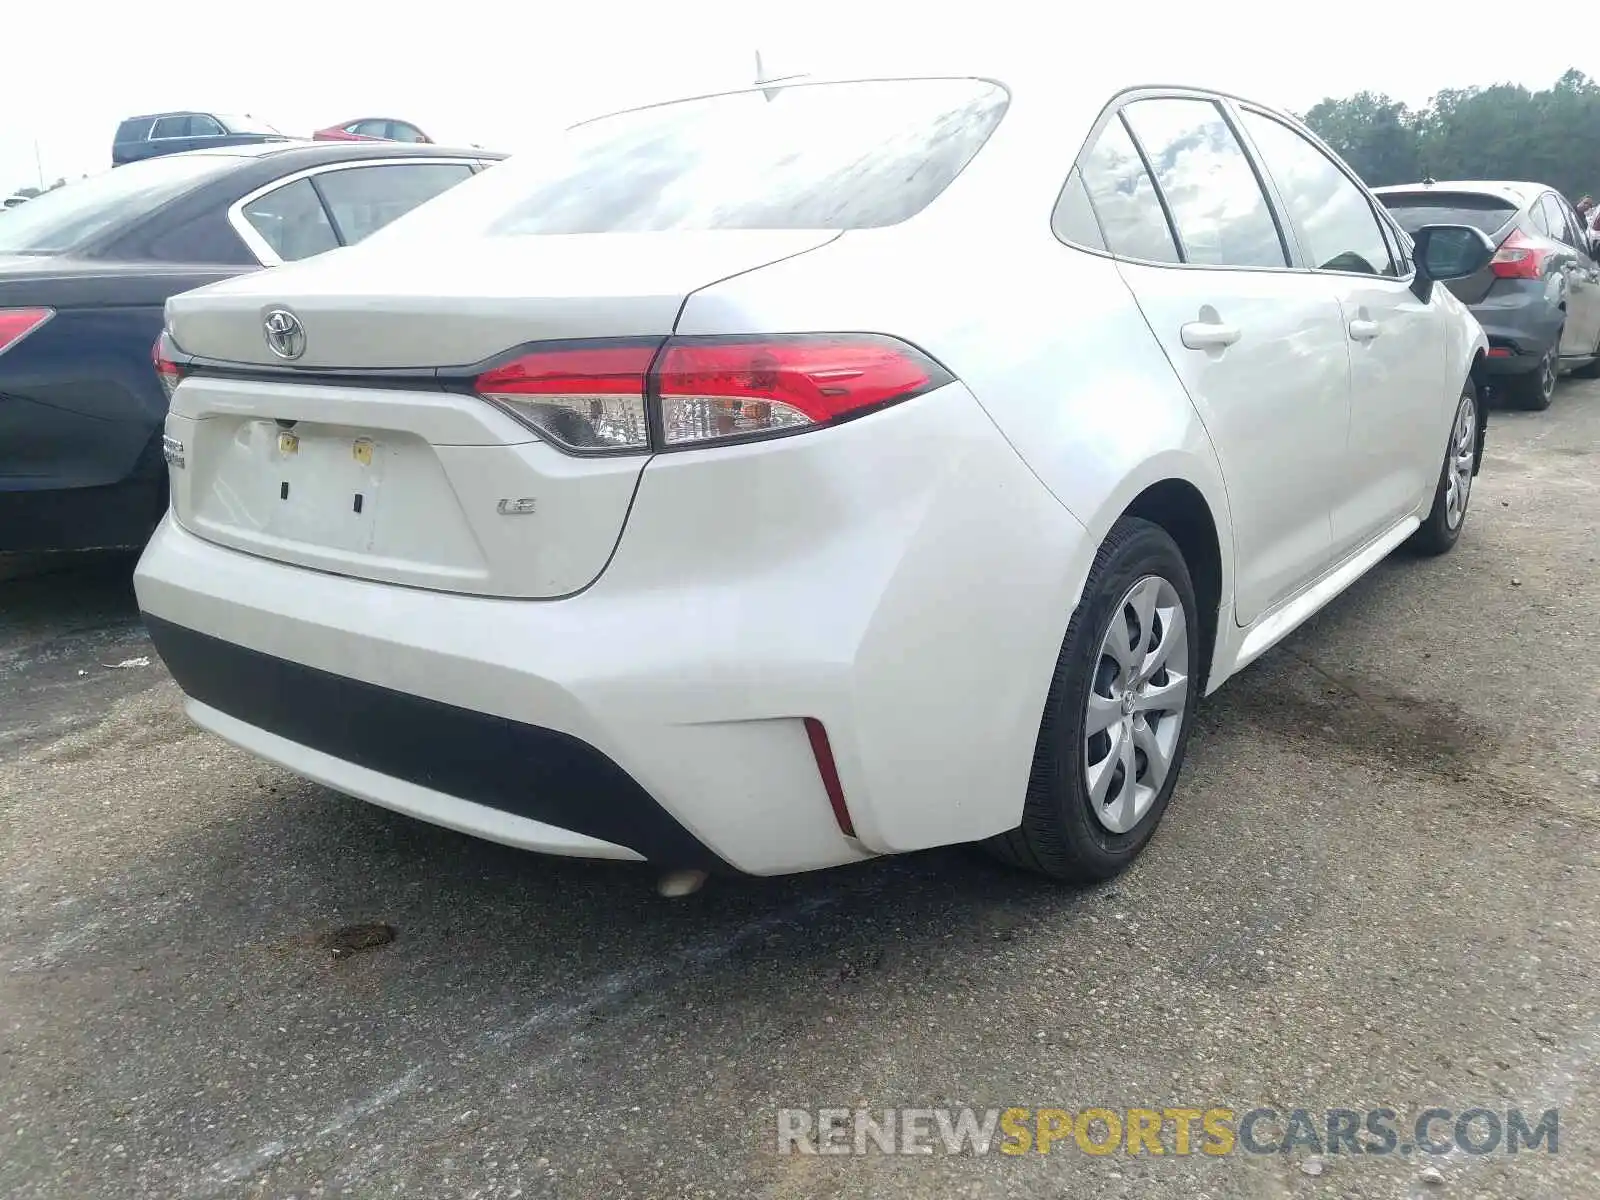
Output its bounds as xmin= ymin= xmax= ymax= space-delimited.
xmin=1409 ymin=384 xmax=1478 ymax=557
xmin=986 ymin=517 xmax=1201 ymax=883
xmin=1510 ymin=338 xmax=1559 ymax=410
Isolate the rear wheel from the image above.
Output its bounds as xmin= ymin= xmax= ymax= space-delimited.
xmin=986 ymin=518 xmax=1200 ymax=883
xmin=1510 ymin=339 xmax=1559 ymax=410
xmin=1409 ymin=385 xmax=1478 ymax=556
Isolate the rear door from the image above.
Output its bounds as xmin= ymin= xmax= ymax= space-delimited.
xmin=1235 ymin=107 xmax=1444 ymax=557
xmin=1540 ymin=192 xmax=1600 ymax=356
xmin=1082 ymin=94 xmax=1349 ymax=625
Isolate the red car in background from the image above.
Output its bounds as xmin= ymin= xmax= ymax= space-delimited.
xmin=313 ymin=118 xmax=432 ymax=144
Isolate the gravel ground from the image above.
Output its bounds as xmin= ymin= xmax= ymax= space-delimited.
xmin=2 ymin=381 xmax=1597 ymax=1200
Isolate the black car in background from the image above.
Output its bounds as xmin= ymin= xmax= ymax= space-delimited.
xmin=0 ymin=141 xmax=503 ymax=554
xmin=113 ymin=112 xmax=293 ymax=166
xmin=1374 ymin=180 xmax=1600 ymax=410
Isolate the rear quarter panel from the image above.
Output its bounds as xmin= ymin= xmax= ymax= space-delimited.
xmin=671 ymin=88 xmax=1234 ymax=845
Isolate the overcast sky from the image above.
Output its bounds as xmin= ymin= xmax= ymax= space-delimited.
xmin=4 ymin=1 xmax=1592 ymax=193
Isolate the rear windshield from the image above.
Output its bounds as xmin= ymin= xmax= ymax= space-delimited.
xmin=1378 ymin=192 xmax=1518 ymax=236
xmin=0 ymin=154 xmax=239 ymax=255
xmin=390 ymin=78 xmax=1008 ymax=238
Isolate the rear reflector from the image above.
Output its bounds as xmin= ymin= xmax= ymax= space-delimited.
xmin=1489 ymin=230 xmax=1548 ymax=280
xmin=803 ymin=717 xmax=856 ymax=839
xmin=0 ymin=307 xmax=53 ymax=357
xmin=471 ymin=334 xmax=950 ymax=455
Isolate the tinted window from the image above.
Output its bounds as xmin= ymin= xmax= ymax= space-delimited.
xmin=1529 ymin=201 xmax=1552 ymax=236
xmin=353 ymin=120 xmax=390 ymax=138
xmin=477 ymin=78 xmax=1007 ymax=235
xmin=0 ymin=154 xmax=238 ymax=254
xmin=1052 ymin=167 xmax=1106 ymax=250
xmin=241 ymin=178 xmax=340 ymax=261
xmin=1378 ymin=192 xmax=1518 ymax=236
xmin=388 ymin=122 xmax=428 ymax=143
xmin=313 ymin=162 xmax=474 ymax=243
xmin=189 ymin=115 xmax=225 ymax=138
xmin=115 ymin=118 xmax=154 ymax=143
xmin=150 ymin=115 xmax=190 ymax=139
xmin=1121 ymin=97 xmax=1285 ymax=268
xmin=1239 ymin=110 xmax=1393 ymax=276
xmin=1078 ymin=116 xmax=1180 ymax=263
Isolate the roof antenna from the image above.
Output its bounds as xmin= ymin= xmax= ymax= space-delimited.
xmin=754 ymin=50 xmax=807 ymax=101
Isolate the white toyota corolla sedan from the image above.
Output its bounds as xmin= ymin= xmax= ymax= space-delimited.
xmin=135 ymin=71 xmax=1493 ymax=882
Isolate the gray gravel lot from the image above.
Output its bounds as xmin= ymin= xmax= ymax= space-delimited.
xmin=2 ymin=382 xmax=1598 ymax=1200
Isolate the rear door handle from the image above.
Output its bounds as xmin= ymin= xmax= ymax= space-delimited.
xmin=1349 ymin=319 xmax=1382 ymax=341
xmin=1180 ymin=321 xmax=1242 ymax=350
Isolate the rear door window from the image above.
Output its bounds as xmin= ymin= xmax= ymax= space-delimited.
xmin=1236 ymin=109 xmax=1395 ymax=277
xmin=312 ymin=162 xmax=475 ymax=243
xmin=150 ymin=115 xmax=191 ymax=140
xmin=240 ymin=177 xmax=340 ymax=261
xmin=115 ymin=118 xmax=154 ymax=143
xmin=1077 ymin=115 xmax=1181 ymax=263
xmin=189 ymin=114 xmax=225 ymax=138
xmin=1377 ymin=191 xmax=1518 ymax=237
xmin=478 ymin=77 xmax=1008 ymax=234
xmin=1120 ymin=97 xmax=1286 ymax=268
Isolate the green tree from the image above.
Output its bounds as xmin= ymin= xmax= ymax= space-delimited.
xmin=1303 ymin=71 xmax=1600 ymax=201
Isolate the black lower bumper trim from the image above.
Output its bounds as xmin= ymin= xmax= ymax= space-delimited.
xmin=142 ymin=615 xmax=727 ymax=871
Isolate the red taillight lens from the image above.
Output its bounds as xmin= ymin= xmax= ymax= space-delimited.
xmin=472 ymin=334 xmax=950 ymax=455
xmin=1489 ymin=230 xmax=1547 ymax=280
xmin=656 ymin=335 xmax=948 ymax=448
xmin=475 ymin=341 xmax=657 ymax=453
xmin=152 ymin=334 xmax=184 ymax=400
xmin=0 ymin=307 xmax=53 ymax=357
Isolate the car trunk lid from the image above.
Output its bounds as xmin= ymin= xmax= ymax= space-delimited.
xmin=162 ymin=230 xmax=839 ymax=598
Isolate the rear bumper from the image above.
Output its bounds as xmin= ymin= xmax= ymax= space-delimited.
xmin=0 ymin=428 xmax=167 ymax=552
xmin=145 ymin=615 xmax=713 ymax=867
xmin=134 ymin=385 xmax=1095 ymax=875
xmin=1470 ymin=282 xmax=1563 ymax=371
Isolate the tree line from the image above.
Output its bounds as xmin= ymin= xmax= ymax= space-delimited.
xmin=1302 ymin=69 xmax=1600 ymax=200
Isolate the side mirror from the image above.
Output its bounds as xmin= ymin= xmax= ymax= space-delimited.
xmin=1411 ymin=224 xmax=1497 ymax=293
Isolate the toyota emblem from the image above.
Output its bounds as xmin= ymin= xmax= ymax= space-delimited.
xmin=263 ymin=308 xmax=306 ymax=360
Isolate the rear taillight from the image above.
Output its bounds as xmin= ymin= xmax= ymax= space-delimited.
xmin=0 ymin=307 xmax=53 ymax=357
xmin=1489 ymin=230 xmax=1548 ymax=280
xmin=152 ymin=332 xmax=185 ymax=400
xmin=470 ymin=334 xmax=950 ymax=456
xmin=474 ymin=341 xmax=655 ymax=453
xmin=656 ymin=335 xmax=947 ymax=448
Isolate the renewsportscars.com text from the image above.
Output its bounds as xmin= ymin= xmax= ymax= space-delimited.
xmin=777 ymin=1106 xmax=1559 ymax=1157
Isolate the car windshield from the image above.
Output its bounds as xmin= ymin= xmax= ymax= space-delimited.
xmin=0 ymin=154 xmax=239 ymax=254
xmin=366 ymin=77 xmax=1008 ymax=245
xmin=1378 ymin=192 xmax=1518 ymax=236
xmin=215 ymin=114 xmax=282 ymax=135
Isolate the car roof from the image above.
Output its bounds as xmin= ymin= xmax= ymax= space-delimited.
xmin=1372 ymin=180 xmax=1551 ymax=206
xmin=170 ymin=140 xmax=504 ymax=164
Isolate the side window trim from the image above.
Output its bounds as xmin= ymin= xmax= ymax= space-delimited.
xmin=1234 ymin=103 xmax=1399 ymax=280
